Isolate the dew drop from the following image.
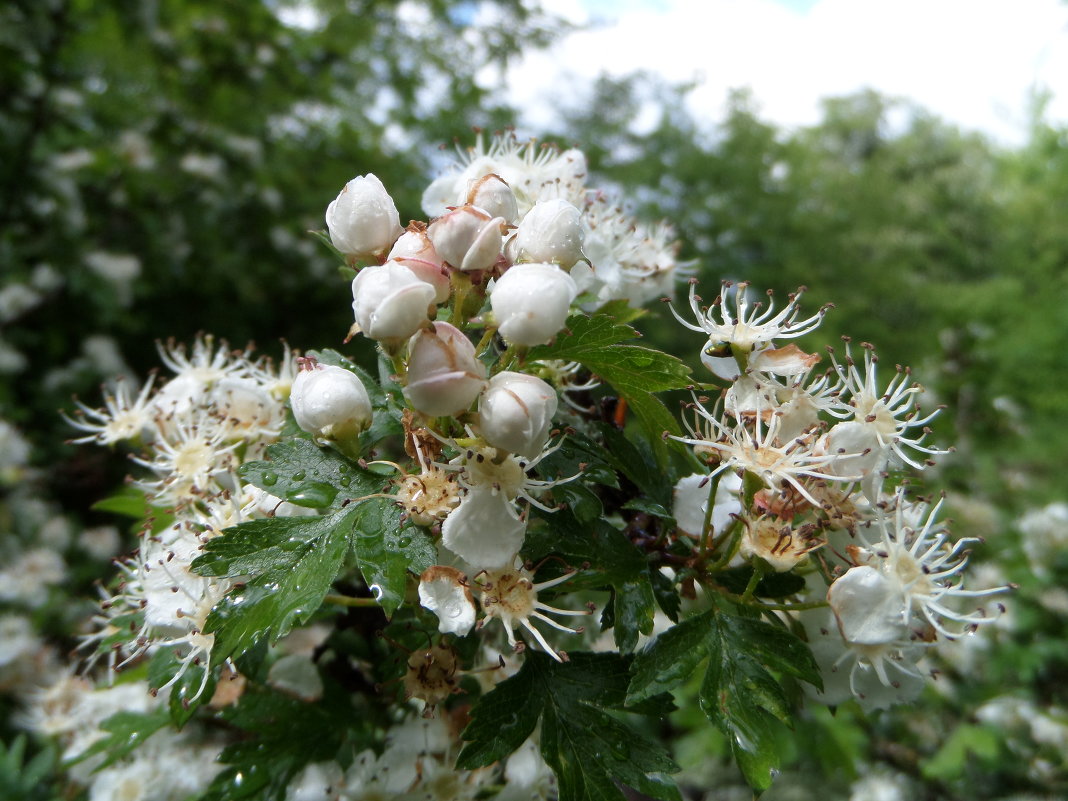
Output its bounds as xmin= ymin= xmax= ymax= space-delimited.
xmin=292 ymin=470 xmax=307 ymax=482
xmin=261 ymin=471 xmax=278 ymax=486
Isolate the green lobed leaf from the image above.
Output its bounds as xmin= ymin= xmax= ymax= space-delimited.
xmin=613 ymin=580 xmax=656 ymax=653
xmin=528 ymin=311 xmax=691 ymax=466
xmin=67 ymin=710 xmax=171 ymax=771
xmin=452 ymin=655 xmax=544 ymax=768
xmin=649 ymin=565 xmax=681 ymax=622
xmin=627 ymin=608 xmax=822 ymax=793
xmin=627 ymin=610 xmax=715 ymax=704
xmin=201 ymin=507 xmax=356 ymax=661
xmin=349 ymin=497 xmax=436 ymax=617
xmin=239 ymin=438 xmax=385 ymax=510
xmin=146 ymin=647 xmax=216 ymax=729
xmin=202 ymin=685 xmax=357 ymax=801
xmin=526 ymin=510 xmax=655 ymax=651
xmin=716 ymin=566 xmax=808 ymax=599
xmin=458 ymin=652 xmax=680 ymax=801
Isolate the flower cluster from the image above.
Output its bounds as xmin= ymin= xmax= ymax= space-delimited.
xmin=71 ymin=337 xmax=310 ymax=696
xmin=41 ymin=133 xmax=1013 ymax=800
xmin=670 ymin=280 xmax=1009 ymax=709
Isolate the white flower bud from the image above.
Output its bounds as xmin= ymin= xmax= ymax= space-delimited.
xmin=490 ymin=263 xmax=577 ymax=347
xmin=325 ymin=174 xmax=404 ymax=260
xmin=465 ymin=173 xmax=519 ymax=224
xmin=387 ymin=226 xmax=451 ymax=304
xmin=290 ymin=363 xmax=373 ymax=441
xmin=478 ymin=371 xmax=557 ymax=458
xmin=427 ymin=205 xmax=504 ymax=273
xmin=351 ymin=262 xmax=436 ymax=343
xmin=418 ymin=565 xmax=477 ymax=636
xmin=404 ymin=322 xmax=487 ymax=417
xmin=514 ymin=198 xmax=585 ymax=269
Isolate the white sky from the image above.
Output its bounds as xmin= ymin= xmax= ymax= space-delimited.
xmin=496 ymin=0 xmax=1068 ymax=145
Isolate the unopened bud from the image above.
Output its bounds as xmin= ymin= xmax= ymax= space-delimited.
xmin=490 ymin=263 xmax=577 ymax=347
xmin=388 ymin=227 xmax=451 ymax=304
xmin=427 ymin=205 xmax=504 ymax=273
xmin=514 ymin=199 xmax=585 ymax=269
xmin=351 ymin=262 xmax=437 ymax=343
xmin=405 ymin=322 xmax=487 ymax=417
xmin=325 ymin=174 xmax=404 ymax=260
xmin=466 ymin=173 xmax=519 ymax=224
xmin=478 ymin=371 xmax=557 ymax=458
xmin=290 ymin=363 xmax=373 ymax=443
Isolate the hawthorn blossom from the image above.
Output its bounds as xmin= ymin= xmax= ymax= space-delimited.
xmin=825 ymin=340 xmax=949 ymax=472
xmin=477 ymin=567 xmax=590 ymax=661
xmin=672 ymin=281 xmax=827 ymax=379
xmin=65 ymin=376 xmax=157 ymax=446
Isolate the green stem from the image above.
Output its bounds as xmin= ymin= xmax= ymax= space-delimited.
xmin=324 ymin=594 xmax=380 ymax=608
xmin=704 ymin=519 xmax=743 ymax=572
xmin=740 ymin=561 xmax=768 ymax=602
xmin=474 ymin=325 xmax=498 ymax=358
xmin=722 ymin=594 xmax=829 ymax=613
xmin=696 ymin=473 xmax=722 ymax=562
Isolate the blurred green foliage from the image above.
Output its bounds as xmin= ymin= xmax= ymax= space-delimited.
xmin=3 ymin=3 xmax=1068 ymax=799
xmin=550 ymin=77 xmax=1068 ymax=508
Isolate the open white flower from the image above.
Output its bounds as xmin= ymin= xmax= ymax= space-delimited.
xmin=674 ymin=394 xmax=854 ymax=506
xmin=802 ymin=610 xmax=929 ymax=712
xmin=853 ymin=490 xmax=1009 ymax=640
xmin=422 ymin=132 xmax=587 ymax=217
xmin=672 ymin=281 xmax=827 ymax=379
xmin=131 ymin=407 xmax=239 ymax=504
xmin=826 ymin=341 xmax=949 ymax=472
xmin=477 ymin=567 xmax=589 ymax=661
xmin=65 ymin=375 xmax=157 ymax=446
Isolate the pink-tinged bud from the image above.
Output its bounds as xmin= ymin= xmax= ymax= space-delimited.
xmin=466 ymin=173 xmax=519 ymax=224
xmin=351 ymin=262 xmax=436 ymax=343
xmin=387 ymin=227 xmax=451 ymax=304
xmin=478 ymin=371 xmax=557 ymax=458
xmin=490 ymin=263 xmax=577 ymax=347
xmin=290 ymin=364 xmax=372 ymax=442
xmin=427 ymin=205 xmax=504 ymax=273
xmin=325 ymin=174 xmax=404 ymax=260
xmin=514 ymin=199 xmax=585 ymax=269
xmin=404 ymin=322 xmax=487 ymax=417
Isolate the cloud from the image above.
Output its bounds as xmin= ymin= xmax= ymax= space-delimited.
xmin=502 ymin=0 xmax=1068 ymax=144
